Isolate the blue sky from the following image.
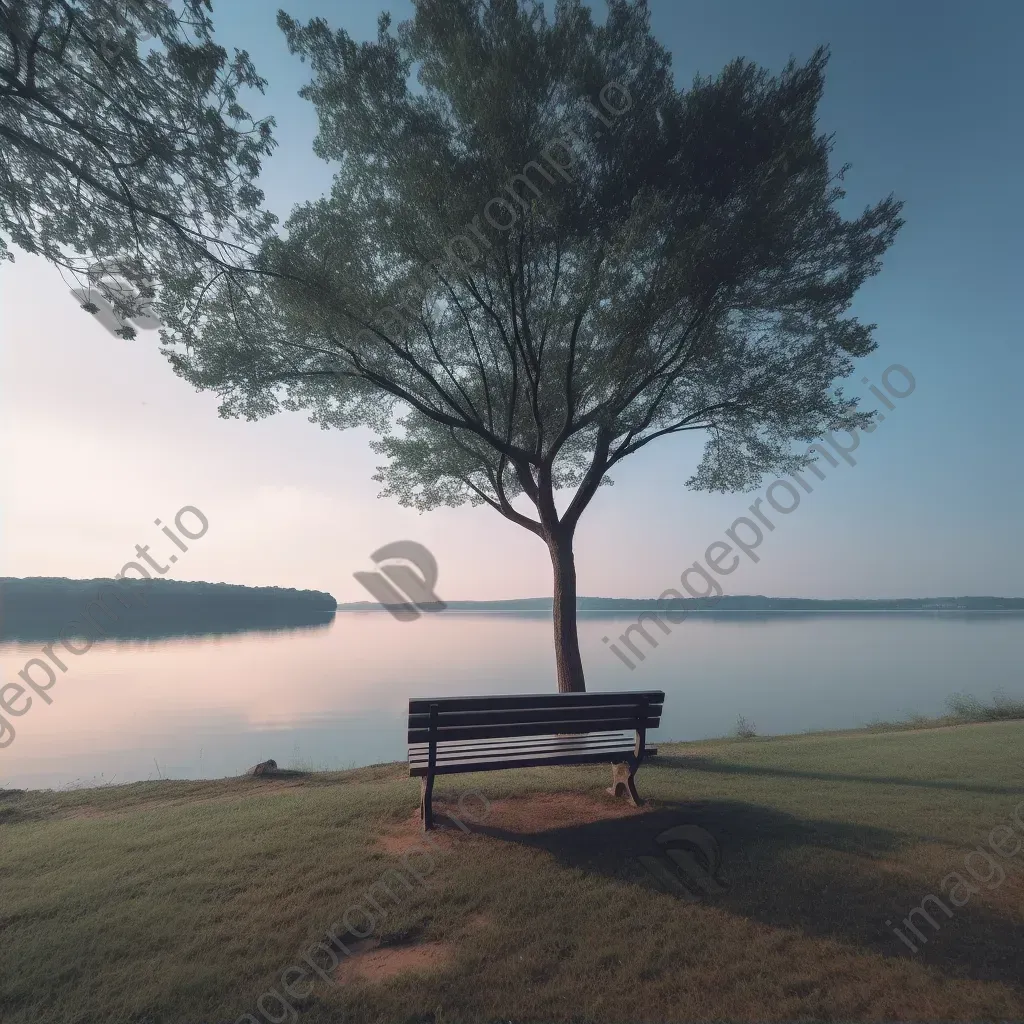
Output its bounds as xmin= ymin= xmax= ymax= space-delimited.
xmin=1 ymin=0 xmax=1021 ymax=600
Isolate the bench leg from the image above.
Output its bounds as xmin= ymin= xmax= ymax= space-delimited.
xmin=420 ymin=774 xmax=435 ymax=831
xmin=607 ymin=762 xmax=643 ymax=806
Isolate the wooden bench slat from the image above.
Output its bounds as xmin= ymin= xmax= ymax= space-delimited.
xmin=410 ymin=745 xmax=636 ymax=768
xmin=408 ymin=690 xmax=664 ymax=714
xmin=410 ymin=747 xmax=642 ymax=776
xmin=409 ymin=741 xmax=660 ymax=767
xmin=408 ymin=702 xmax=662 ymax=729
xmin=411 ymin=751 xmax=636 ymax=774
xmin=409 ymin=734 xmax=636 ymax=763
xmin=409 ymin=730 xmax=633 ymax=755
xmin=411 ymin=733 xmax=634 ymax=757
xmin=409 ymin=715 xmax=661 ymax=744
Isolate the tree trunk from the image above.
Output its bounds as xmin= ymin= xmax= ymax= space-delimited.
xmin=548 ymin=528 xmax=586 ymax=693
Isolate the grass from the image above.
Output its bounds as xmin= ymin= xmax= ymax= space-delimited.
xmin=2 ymin=719 xmax=1024 ymax=1023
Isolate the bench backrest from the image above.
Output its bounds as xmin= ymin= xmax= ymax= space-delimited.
xmin=408 ymin=690 xmax=665 ymax=746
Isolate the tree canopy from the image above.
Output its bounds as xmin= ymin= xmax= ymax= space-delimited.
xmin=164 ymin=0 xmax=903 ymax=689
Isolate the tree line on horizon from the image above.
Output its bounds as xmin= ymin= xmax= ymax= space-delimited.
xmin=0 ymin=577 xmax=337 ymax=642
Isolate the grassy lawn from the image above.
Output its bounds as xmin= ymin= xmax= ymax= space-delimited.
xmin=2 ymin=721 xmax=1024 ymax=1023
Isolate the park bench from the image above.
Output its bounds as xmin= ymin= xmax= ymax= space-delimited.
xmin=408 ymin=690 xmax=664 ymax=829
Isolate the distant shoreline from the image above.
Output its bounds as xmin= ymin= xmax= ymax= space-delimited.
xmin=335 ymin=595 xmax=1024 ymax=612
xmin=6 ymin=580 xmax=1023 ymax=630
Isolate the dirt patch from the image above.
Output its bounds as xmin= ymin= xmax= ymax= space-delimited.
xmin=335 ymin=938 xmax=453 ymax=984
xmin=376 ymin=829 xmax=419 ymax=855
xmin=374 ymin=805 xmax=474 ymax=854
xmin=374 ymin=791 xmax=647 ymax=850
xmin=481 ymin=792 xmax=647 ymax=833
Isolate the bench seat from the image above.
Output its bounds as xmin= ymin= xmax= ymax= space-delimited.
xmin=409 ymin=731 xmax=640 ymax=774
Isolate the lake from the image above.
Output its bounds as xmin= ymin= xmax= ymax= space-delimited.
xmin=2 ymin=611 xmax=1022 ymax=790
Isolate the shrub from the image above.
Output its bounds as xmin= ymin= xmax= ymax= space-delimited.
xmin=735 ymin=715 xmax=758 ymax=739
xmin=945 ymin=690 xmax=1024 ymax=722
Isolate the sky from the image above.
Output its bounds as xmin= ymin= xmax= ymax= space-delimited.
xmin=2 ymin=0 xmax=1022 ymax=603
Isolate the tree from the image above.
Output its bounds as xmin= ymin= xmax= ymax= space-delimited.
xmin=162 ymin=0 xmax=903 ymax=692
xmin=0 ymin=0 xmax=276 ymax=336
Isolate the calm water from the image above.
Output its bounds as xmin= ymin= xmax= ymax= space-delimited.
xmin=2 ymin=611 xmax=1022 ymax=790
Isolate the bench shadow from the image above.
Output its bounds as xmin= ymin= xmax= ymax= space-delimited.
xmin=659 ymin=752 xmax=1024 ymax=797
xmin=463 ymin=793 xmax=1024 ymax=991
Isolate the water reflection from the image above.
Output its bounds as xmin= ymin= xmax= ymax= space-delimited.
xmin=1 ymin=610 xmax=1021 ymax=791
